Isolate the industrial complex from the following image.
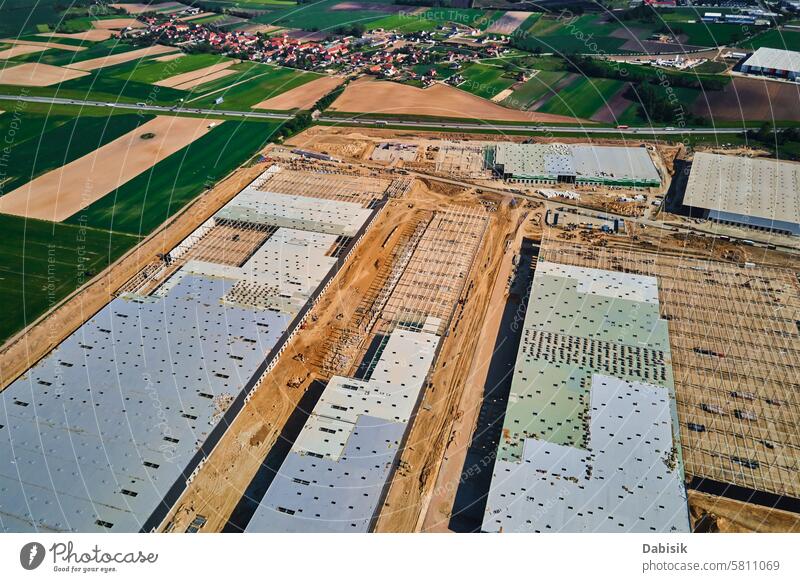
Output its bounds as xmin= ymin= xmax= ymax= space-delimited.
xmin=683 ymin=152 xmax=800 ymax=236
xmin=0 ymin=127 xmax=798 ymax=537
xmin=541 ymin=244 xmax=800 ymax=511
xmin=0 ymin=165 xmax=392 ymax=532
xmin=246 ymin=204 xmax=488 ymax=532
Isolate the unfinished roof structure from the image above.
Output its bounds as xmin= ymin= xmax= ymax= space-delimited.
xmin=541 ymin=244 xmax=800 ymax=509
xmin=483 ymin=261 xmax=689 ymax=533
xmin=490 ymin=143 xmax=661 ymax=187
xmin=246 ymin=325 xmax=440 ymax=532
xmin=247 ymin=205 xmax=488 ymax=532
xmin=0 ymin=166 xmax=388 ymax=532
xmin=741 ymin=47 xmax=800 ymax=81
xmin=683 ymin=152 xmax=800 ymax=236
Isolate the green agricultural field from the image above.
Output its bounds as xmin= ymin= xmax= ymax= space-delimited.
xmin=615 ymin=85 xmax=702 ymax=126
xmin=18 ymin=65 xmax=187 ymax=105
xmin=186 ymin=62 xmax=320 ymax=110
xmin=513 ymin=14 xmax=635 ymax=54
xmin=420 ymin=8 xmax=497 ymax=30
xmin=411 ymin=62 xmax=458 ymax=79
xmin=0 ymin=214 xmax=137 ymax=342
xmin=0 ymin=113 xmax=152 ymax=195
xmin=117 ymin=53 xmax=232 ymax=85
xmin=502 ymin=70 xmax=567 ymax=109
xmin=743 ymin=29 xmax=800 ymax=52
xmin=0 ymin=110 xmax=69 ymax=151
xmin=692 ymin=60 xmax=728 ymax=74
xmin=36 ymin=39 xmax=140 ymax=67
xmin=368 ymin=14 xmax=438 ymax=33
xmin=70 ymin=119 xmax=281 ymax=235
xmin=537 ymin=76 xmax=623 ymax=118
xmin=459 ymin=63 xmax=516 ymax=99
xmin=254 ymin=0 xmax=390 ymax=30
xmin=0 ymin=0 xmax=63 ymax=37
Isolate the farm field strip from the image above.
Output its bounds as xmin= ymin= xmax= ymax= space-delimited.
xmin=65 ymin=44 xmax=178 ymax=71
xmin=537 ymin=76 xmax=623 ymax=118
xmin=0 ymin=116 xmax=215 ymax=221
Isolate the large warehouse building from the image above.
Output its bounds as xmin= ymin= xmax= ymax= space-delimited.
xmin=0 ymin=167 xmax=386 ymax=533
xmin=482 ymin=261 xmax=689 ymax=533
xmin=246 ymin=324 xmax=440 ymax=532
xmin=683 ymin=152 xmax=800 ymax=236
xmin=489 ymin=143 xmax=661 ymax=188
xmin=740 ymin=47 xmax=800 ymax=82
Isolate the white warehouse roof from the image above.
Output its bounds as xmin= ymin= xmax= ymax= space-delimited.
xmin=743 ymin=47 xmax=800 ymax=74
xmin=684 ymin=152 xmax=800 ymax=226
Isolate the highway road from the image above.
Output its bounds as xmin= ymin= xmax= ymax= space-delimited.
xmin=0 ymin=94 xmax=753 ymax=135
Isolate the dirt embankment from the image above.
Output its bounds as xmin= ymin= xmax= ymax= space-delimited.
xmin=689 ymin=490 xmax=800 ymax=533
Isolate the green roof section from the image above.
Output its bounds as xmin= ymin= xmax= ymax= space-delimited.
xmin=497 ymin=261 xmax=676 ymax=464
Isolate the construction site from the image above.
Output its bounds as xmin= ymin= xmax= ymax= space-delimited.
xmin=1 ymin=125 xmax=798 ymax=535
xmin=538 ymin=243 xmax=800 ymax=510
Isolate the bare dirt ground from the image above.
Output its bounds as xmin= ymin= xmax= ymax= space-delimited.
xmin=154 ymin=62 xmax=233 ymax=88
xmin=159 ymin=195 xmax=425 ymax=533
xmin=36 ymin=29 xmax=114 ymax=42
xmin=689 ymin=490 xmax=800 ymax=533
xmin=485 ymin=11 xmax=531 ymax=35
xmin=0 ymin=159 xmax=269 ymax=391
xmin=110 ymin=2 xmax=181 ymax=13
xmin=419 ymin=207 xmax=539 ymax=532
xmin=92 ymin=18 xmax=145 ymax=30
xmin=237 ymin=24 xmax=282 ymax=34
xmin=329 ymin=77 xmax=583 ymax=123
xmin=66 ymin=44 xmax=176 ymax=70
xmin=374 ymin=187 xmax=521 ymax=533
xmin=153 ymin=52 xmax=185 ymax=62
xmin=0 ymin=116 xmax=215 ymax=221
xmin=0 ymin=38 xmax=86 ymax=51
xmin=0 ymin=44 xmax=47 ymax=59
xmin=0 ymin=62 xmax=89 ymax=86
xmin=692 ymin=76 xmax=800 ymax=122
xmin=253 ymin=76 xmax=344 ymax=111
xmin=172 ymin=68 xmax=236 ymax=90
